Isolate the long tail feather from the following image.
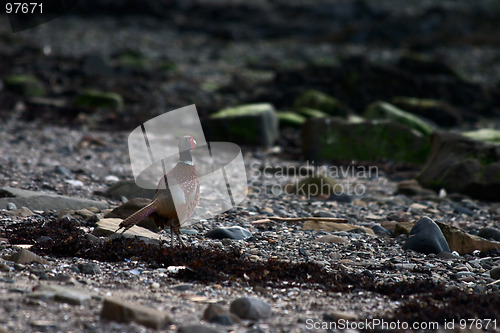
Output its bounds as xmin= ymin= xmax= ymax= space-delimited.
xmin=115 ymin=201 xmax=157 ymax=234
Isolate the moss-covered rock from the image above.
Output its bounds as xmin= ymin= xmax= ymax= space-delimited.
xmin=462 ymin=129 xmax=500 ymax=145
xmin=364 ymin=101 xmax=435 ymax=136
xmin=74 ymin=89 xmax=124 ymax=110
xmin=294 ymin=90 xmax=349 ymax=117
xmin=276 ymin=111 xmax=306 ymax=129
xmin=209 ymin=103 xmax=278 ymax=147
xmin=4 ymin=74 xmax=46 ymax=97
xmin=302 ymin=117 xmax=430 ymax=164
xmin=391 ymin=96 xmax=462 ymax=127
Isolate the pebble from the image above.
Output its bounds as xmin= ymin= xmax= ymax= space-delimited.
xmin=206 ymin=226 xmax=252 ymax=240
xmin=229 ymin=297 xmax=271 ymax=320
xmin=403 ymin=217 xmax=450 ymax=255
xmin=7 ymin=202 xmax=17 ymax=210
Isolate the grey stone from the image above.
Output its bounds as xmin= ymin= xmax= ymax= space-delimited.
xmin=230 ymin=297 xmax=271 ymax=320
xmin=403 ymin=217 xmax=450 ymax=255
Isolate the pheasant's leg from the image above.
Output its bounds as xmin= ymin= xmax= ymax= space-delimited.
xmin=176 ymin=229 xmax=186 ymax=247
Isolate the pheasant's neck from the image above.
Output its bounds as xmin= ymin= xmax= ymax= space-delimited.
xmin=179 ymin=150 xmax=193 ymax=165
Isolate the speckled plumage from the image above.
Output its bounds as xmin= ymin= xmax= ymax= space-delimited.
xmin=116 ymin=136 xmax=200 ymax=246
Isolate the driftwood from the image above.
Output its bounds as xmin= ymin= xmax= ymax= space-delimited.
xmin=252 ymin=216 xmax=348 ymax=224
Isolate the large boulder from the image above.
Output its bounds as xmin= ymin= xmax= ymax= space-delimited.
xmin=417 ymin=131 xmax=500 ymax=201
xmin=302 ymin=117 xmax=430 ymax=164
xmin=208 ymin=103 xmax=278 ymax=147
xmin=363 ymin=101 xmax=435 ymax=136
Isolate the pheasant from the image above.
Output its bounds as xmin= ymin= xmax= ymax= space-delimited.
xmin=115 ymin=135 xmax=200 ymax=247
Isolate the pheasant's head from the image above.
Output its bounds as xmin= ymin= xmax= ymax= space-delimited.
xmin=176 ymin=135 xmax=197 ymax=151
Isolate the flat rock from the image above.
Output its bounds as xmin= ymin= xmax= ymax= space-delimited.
xmin=0 ymin=186 xmax=108 ymax=211
xmin=205 ymin=226 xmax=252 ymax=240
xmin=403 ymin=217 xmax=450 ymax=255
xmin=6 ymin=249 xmax=49 ymax=265
xmin=104 ymin=198 xmax=159 ymax=231
xmin=435 ymin=221 xmax=500 ymax=255
xmin=100 ymin=297 xmax=171 ymax=329
xmin=302 ymin=221 xmax=374 ymax=235
xmin=93 ymin=218 xmax=160 ymax=244
xmin=229 ymin=297 xmax=271 ymax=320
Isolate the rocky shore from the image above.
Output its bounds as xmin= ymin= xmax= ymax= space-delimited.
xmin=1 ymin=1 xmax=500 ymax=332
